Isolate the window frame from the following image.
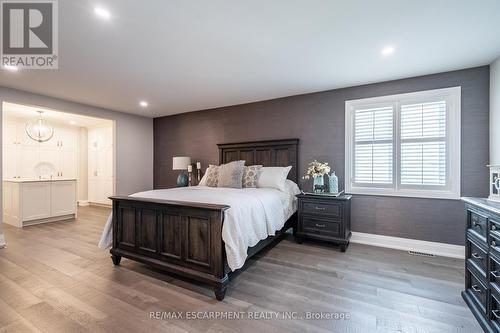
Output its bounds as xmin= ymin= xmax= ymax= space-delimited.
xmin=345 ymin=87 xmax=461 ymax=200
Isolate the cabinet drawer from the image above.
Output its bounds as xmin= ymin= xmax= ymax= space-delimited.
xmin=467 ymin=268 xmax=488 ymax=314
xmin=467 ymin=238 xmax=487 ymax=278
xmin=491 ymin=233 xmax=500 ymax=256
xmin=490 ymin=289 xmax=500 ymax=331
xmin=491 ymin=254 xmax=500 ymax=287
xmin=468 ymin=209 xmax=488 ymax=240
xmin=301 ymin=201 xmax=341 ymax=217
xmin=300 ymin=216 xmax=340 ymax=237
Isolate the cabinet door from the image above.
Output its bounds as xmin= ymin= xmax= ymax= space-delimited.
xmin=59 ymin=150 xmax=76 ymax=179
xmin=3 ymin=120 xmax=18 ymax=146
xmin=100 ymin=179 xmax=113 ymax=204
xmin=95 ymin=150 xmax=107 ymax=178
xmin=18 ymin=123 xmax=41 ymax=147
xmin=50 ymin=181 xmax=76 ymax=216
xmin=18 ymin=146 xmax=40 ymax=179
xmin=105 ymin=147 xmax=114 ymax=178
xmin=2 ymin=145 xmax=18 ymax=179
xmin=58 ymin=128 xmax=77 ymax=151
xmin=88 ymin=129 xmax=99 ymax=151
xmin=88 ymin=151 xmax=98 ymax=179
xmin=21 ymin=183 xmax=51 ymax=221
xmin=38 ymin=147 xmax=59 ymax=177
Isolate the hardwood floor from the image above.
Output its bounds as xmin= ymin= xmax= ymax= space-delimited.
xmin=0 ymin=206 xmax=481 ymax=333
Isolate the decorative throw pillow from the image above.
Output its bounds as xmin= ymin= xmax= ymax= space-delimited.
xmin=242 ymin=165 xmax=263 ymax=188
xmin=257 ymin=166 xmax=292 ymax=192
xmin=205 ymin=165 xmax=219 ymax=187
xmin=217 ymin=160 xmax=245 ymax=188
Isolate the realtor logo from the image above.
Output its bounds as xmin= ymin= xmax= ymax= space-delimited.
xmin=1 ymin=0 xmax=58 ymax=69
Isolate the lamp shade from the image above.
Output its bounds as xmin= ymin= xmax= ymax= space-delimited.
xmin=172 ymin=156 xmax=191 ymax=170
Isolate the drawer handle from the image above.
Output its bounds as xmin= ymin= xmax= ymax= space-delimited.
xmin=471 ymin=285 xmax=482 ymax=293
xmin=493 ymin=310 xmax=500 ymax=319
xmin=315 ymin=223 xmax=326 ymax=228
xmin=493 ymin=240 xmax=497 ymax=247
xmin=493 ymin=225 xmax=498 ymax=231
xmin=471 ymin=253 xmax=483 ymax=260
xmin=474 ymin=222 xmax=482 ymax=228
xmin=492 ymin=270 xmax=500 ymax=279
xmin=314 ymin=206 xmax=326 ymax=211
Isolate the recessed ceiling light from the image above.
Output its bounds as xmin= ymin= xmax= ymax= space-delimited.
xmin=139 ymin=101 xmax=148 ymax=108
xmin=69 ymin=120 xmax=77 ymax=125
xmin=94 ymin=6 xmax=111 ymax=19
xmin=381 ymin=46 xmax=395 ymax=56
xmin=3 ymin=65 xmax=18 ymax=71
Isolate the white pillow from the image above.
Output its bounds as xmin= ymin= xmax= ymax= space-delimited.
xmin=284 ymin=179 xmax=301 ymax=196
xmin=198 ymin=167 xmax=209 ymax=186
xmin=257 ymin=166 xmax=292 ymax=192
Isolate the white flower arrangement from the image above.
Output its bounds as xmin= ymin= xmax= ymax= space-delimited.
xmin=303 ymin=160 xmax=331 ymax=180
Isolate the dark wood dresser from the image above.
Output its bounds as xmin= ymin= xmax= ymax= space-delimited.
xmin=462 ymin=197 xmax=500 ymax=333
xmin=296 ymin=193 xmax=352 ymax=251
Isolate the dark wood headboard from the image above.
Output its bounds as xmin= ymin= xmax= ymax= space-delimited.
xmin=217 ymin=139 xmax=299 ymax=183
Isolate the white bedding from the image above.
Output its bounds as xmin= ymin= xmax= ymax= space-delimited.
xmin=98 ymin=183 xmax=300 ymax=271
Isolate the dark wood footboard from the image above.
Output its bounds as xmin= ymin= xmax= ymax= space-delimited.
xmin=109 ymin=138 xmax=300 ymax=300
xmin=110 ymin=195 xmax=230 ymax=300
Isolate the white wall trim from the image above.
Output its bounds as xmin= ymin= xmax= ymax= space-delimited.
xmin=78 ymin=200 xmax=90 ymax=207
xmin=351 ymin=232 xmax=464 ymax=259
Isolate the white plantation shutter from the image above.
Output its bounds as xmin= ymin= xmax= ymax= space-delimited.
xmin=353 ymin=106 xmax=393 ymax=184
xmin=400 ymin=101 xmax=447 ymax=187
xmin=345 ymin=87 xmax=460 ymax=199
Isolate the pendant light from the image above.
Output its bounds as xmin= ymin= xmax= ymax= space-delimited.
xmin=25 ymin=111 xmax=54 ymax=143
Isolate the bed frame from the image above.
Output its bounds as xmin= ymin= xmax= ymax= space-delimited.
xmin=109 ymin=139 xmax=299 ymax=300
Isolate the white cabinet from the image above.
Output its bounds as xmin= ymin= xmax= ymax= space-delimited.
xmin=2 ymin=145 xmax=17 ymax=179
xmin=18 ymin=146 xmax=40 ymax=179
xmin=51 ymin=181 xmax=77 ymax=216
xmin=22 ymin=182 xmax=51 ymax=221
xmin=3 ymin=180 xmax=77 ymax=228
xmin=88 ymin=126 xmax=113 ymax=205
xmin=3 ymin=120 xmax=78 ymax=180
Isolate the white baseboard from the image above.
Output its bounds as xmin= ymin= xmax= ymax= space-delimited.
xmin=0 ymin=233 xmax=5 ymax=249
xmin=351 ymin=232 xmax=465 ymax=259
xmin=78 ymin=200 xmax=90 ymax=207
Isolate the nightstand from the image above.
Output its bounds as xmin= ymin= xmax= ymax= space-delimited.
xmin=296 ymin=193 xmax=352 ymax=252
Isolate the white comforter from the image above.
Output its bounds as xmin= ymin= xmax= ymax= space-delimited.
xmin=98 ymin=184 xmax=300 ymax=271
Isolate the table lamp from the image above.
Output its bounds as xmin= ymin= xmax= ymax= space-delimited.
xmin=173 ymin=156 xmax=191 ymax=187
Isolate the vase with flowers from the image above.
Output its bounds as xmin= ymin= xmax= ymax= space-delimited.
xmin=303 ymin=160 xmax=331 ymax=193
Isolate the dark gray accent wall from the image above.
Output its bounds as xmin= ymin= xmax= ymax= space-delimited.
xmin=154 ymin=66 xmax=490 ymax=245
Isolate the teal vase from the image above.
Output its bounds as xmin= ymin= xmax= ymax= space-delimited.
xmin=313 ymin=175 xmax=324 ymax=193
xmin=329 ymin=171 xmax=338 ymax=194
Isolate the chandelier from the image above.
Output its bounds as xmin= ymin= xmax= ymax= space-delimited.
xmin=25 ymin=111 xmax=54 ymax=143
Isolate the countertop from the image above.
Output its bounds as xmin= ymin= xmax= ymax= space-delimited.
xmin=462 ymin=197 xmax=500 ymax=215
xmin=3 ymin=178 xmax=77 ymax=183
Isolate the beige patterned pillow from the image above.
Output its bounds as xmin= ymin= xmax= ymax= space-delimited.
xmin=242 ymin=165 xmax=263 ymax=188
xmin=217 ymin=160 xmax=245 ymax=188
xmin=205 ymin=165 xmax=219 ymax=187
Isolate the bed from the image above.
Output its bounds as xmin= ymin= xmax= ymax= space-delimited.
xmin=106 ymin=139 xmax=299 ymax=300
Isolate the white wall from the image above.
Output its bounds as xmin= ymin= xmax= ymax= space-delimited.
xmin=0 ymin=86 xmax=154 ymax=239
xmin=492 ymin=56 xmax=500 ymax=165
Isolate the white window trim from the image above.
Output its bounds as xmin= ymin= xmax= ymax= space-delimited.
xmin=345 ymin=87 xmax=461 ymax=200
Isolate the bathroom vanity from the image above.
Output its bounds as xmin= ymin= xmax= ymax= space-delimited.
xmin=3 ymin=179 xmax=77 ymax=228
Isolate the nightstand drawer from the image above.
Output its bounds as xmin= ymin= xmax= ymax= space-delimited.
xmin=301 ymin=201 xmax=341 ymax=217
xmin=468 ymin=209 xmax=488 ymax=240
xmin=301 ymin=216 xmax=340 ymax=236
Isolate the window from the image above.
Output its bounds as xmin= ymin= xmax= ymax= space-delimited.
xmin=345 ymin=87 xmax=461 ymax=199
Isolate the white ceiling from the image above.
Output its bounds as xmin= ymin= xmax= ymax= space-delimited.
xmin=2 ymin=102 xmax=113 ymax=128
xmin=1 ymin=0 xmax=499 ymax=118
